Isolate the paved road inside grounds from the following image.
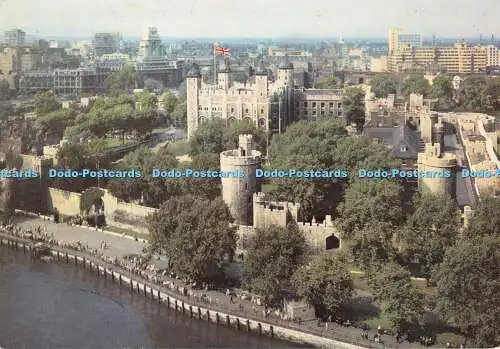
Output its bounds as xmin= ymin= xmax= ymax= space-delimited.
xmin=12 ymin=216 xmax=145 ymax=259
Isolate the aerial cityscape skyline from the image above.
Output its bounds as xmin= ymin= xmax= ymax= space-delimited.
xmin=0 ymin=0 xmax=498 ymax=38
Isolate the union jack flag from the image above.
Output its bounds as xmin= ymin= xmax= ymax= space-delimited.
xmin=214 ymin=43 xmax=231 ymax=56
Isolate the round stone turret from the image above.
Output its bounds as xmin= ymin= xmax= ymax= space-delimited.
xmin=255 ymin=60 xmax=267 ymax=75
xmin=186 ymin=64 xmax=201 ymax=77
xmin=220 ymin=134 xmax=262 ymax=226
xmin=417 ymin=143 xmax=457 ymax=198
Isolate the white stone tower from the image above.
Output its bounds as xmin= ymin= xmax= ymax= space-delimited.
xmin=186 ymin=64 xmax=201 ymax=140
xmin=255 ymin=60 xmax=270 ymax=131
xmin=276 ymin=57 xmax=295 ymax=129
xmin=417 ymin=143 xmax=457 ymax=198
xmin=220 ymin=134 xmax=262 ymax=226
xmin=218 ymin=58 xmax=231 ymax=91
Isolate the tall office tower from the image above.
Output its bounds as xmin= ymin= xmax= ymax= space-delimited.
xmin=92 ymin=32 xmax=121 ymax=56
xmin=4 ymin=28 xmax=26 ymax=46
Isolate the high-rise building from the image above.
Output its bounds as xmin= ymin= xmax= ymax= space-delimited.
xmin=388 ymin=41 xmax=500 ymax=73
xmin=92 ymin=32 xmax=121 ymax=56
xmin=388 ymin=28 xmax=422 ymax=54
xmin=4 ymin=29 xmax=26 ymax=46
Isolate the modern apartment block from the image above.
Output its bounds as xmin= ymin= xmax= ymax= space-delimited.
xmin=388 ymin=41 xmax=500 ymax=73
xmin=92 ymin=32 xmax=121 ymax=56
xmin=4 ymin=28 xmax=26 ymax=46
xmin=388 ymin=28 xmax=422 ymax=54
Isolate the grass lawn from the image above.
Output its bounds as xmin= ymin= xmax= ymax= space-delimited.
xmin=166 ymin=140 xmax=190 ymax=156
xmin=105 ymin=225 xmax=150 ymax=241
xmin=105 ymin=138 xmax=134 ymax=148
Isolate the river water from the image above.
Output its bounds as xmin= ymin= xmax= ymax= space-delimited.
xmin=0 ymin=248 xmax=310 ymax=349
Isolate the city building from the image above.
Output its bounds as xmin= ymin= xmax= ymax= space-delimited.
xmin=135 ymin=26 xmax=183 ymax=88
xmin=19 ymin=67 xmax=106 ymax=94
xmin=388 ymin=41 xmax=500 ymax=73
xmin=4 ymin=28 xmax=26 ymax=46
xmin=92 ymin=32 xmax=121 ymax=56
xmin=186 ymin=59 xmax=343 ymax=139
xmin=388 ymin=28 xmax=422 ymax=54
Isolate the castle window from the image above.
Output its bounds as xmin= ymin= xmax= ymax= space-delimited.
xmin=313 ymin=110 xmax=317 ymax=115
xmin=321 ymin=110 xmax=325 ymax=115
xmin=329 ymin=102 xmax=334 ymax=107
xmin=321 ymin=102 xmax=325 ymax=107
xmin=245 ymin=108 xmax=249 ymax=114
xmin=303 ymin=102 xmax=308 ymax=107
xmin=231 ymin=108 xmax=234 ymax=113
xmin=244 ymin=183 xmax=248 ymax=190
xmin=260 ymin=108 xmax=264 ymax=114
xmin=312 ymin=102 xmax=316 ymax=107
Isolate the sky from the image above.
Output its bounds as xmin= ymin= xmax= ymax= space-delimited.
xmin=0 ymin=0 xmax=498 ymax=39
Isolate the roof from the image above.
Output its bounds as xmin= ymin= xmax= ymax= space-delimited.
xmin=364 ymin=124 xmax=422 ymax=160
xmin=186 ymin=64 xmax=200 ymax=77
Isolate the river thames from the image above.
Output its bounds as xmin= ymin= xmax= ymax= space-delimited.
xmin=0 ymin=248 xmax=310 ymax=349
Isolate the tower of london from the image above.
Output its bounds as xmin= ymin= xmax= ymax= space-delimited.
xmin=186 ymin=59 xmax=345 ymax=139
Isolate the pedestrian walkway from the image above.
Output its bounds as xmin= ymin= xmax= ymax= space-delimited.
xmin=10 ymin=215 xmax=432 ymax=348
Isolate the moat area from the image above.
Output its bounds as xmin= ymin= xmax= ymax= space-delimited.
xmin=0 ymin=248 xmax=309 ymax=349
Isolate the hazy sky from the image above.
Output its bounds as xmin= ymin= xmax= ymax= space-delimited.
xmin=0 ymin=0 xmax=498 ymax=38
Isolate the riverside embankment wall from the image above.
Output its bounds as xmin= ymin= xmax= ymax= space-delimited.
xmin=0 ymin=234 xmax=367 ymax=349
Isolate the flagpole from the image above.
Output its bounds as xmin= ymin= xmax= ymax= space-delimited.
xmin=213 ymin=43 xmax=217 ymax=85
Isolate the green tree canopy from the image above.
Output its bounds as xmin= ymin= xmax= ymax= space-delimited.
xmin=335 ymin=179 xmax=404 ymax=239
xmin=397 ymin=192 xmax=461 ymax=279
xmin=162 ymin=90 xmax=179 ymax=114
xmin=292 ymin=253 xmax=354 ymax=320
xmin=34 ymin=91 xmax=60 ymax=115
xmin=38 ymin=109 xmax=76 ymax=140
xmin=402 ymin=74 xmax=431 ymax=98
xmin=314 ymin=77 xmax=337 ymax=89
xmin=171 ymin=100 xmax=187 ymax=130
xmin=463 ymin=196 xmax=500 ymax=240
xmin=178 ymin=152 xmax=221 ymax=200
xmin=147 ymin=195 xmax=237 ymax=283
xmin=105 ymin=65 xmax=139 ymax=95
xmin=346 ymin=221 xmax=397 ymax=271
xmin=460 ymin=75 xmax=488 ymax=110
xmin=342 ymin=87 xmax=366 ymax=130
xmin=242 ymin=224 xmax=307 ymax=305
xmin=369 ymin=75 xmax=398 ymax=98
xmin=368 ymin=263 xmax=425 ymax=334
xmin=430 ymin=75 xmax=454 ymax=109
xmin=433 ymin=236 xmax=500 ymax=347
xmin=189 ymin=118 xmax=266 ymax=156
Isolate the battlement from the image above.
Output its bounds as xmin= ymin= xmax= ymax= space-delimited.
xmin=418 ymin=143 xmax=457 ymax=168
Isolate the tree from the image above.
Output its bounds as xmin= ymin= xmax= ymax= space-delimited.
xmin=171 ymin=100 xmax=187 ymax=129
xmin=402 ymin=74 xmax=431 ymax=98
xmin=243 ymin=224 xmax=307 ymax=305
xmin=266 ymin=119 xmax=398 ymax=219
xmin=292 ymin=253 xmax=354 ymax=320
xmin=178 ymin=152 xmax=221 ymax=200
xmin=369 ymin=75 xmax=398 ymax=98
xmin=38 ymin=109 xmax=76 ymax=140
xmin=189 ymin=118 xmax=265 ymax=156
xmin=105 ymin=65 xmax=139 ymax=95
xmin=433 ymin=236 xmax=500 ymax=347
xmin=430 ymin=75 xmax=454 ymax=109
xmin=463 ymin=196 xmax=500 ymax=240
xmin=459 ymin=75 xmax=488 ymax=110
xmin=398 ymin=193 xmax=461 ymax=280
xmin=346 ymin=221 xmax=397 ymax=271
xmin=34 ymin=91 xmax=60 ymax=115
xmin=144 ymin=78 xmax=163 ymax=92
xmin=147 ymin=195 xmax=237 ymax=283
xmin=107 ymin=146 xmax=153 ymax=202
xmin=368 ymin=263 xmax=425 ymax=334
xmin=5 ymin=149 xmax=23 ymax=169
xmin=314 ymin=77 xmax=337 ymax=89
xmin=342 ymin=87 xmax=365 ymax=130
xmin=162 ymin=90 xmax=179 ymax=114
xmin=336 ymin=179 xmax=404 ymax=239
xmin=484 ymin=77 xmax=500 ymax=110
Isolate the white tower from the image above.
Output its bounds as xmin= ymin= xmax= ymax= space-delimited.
xmin=186 ymin=64 xmax=201 ymax=140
